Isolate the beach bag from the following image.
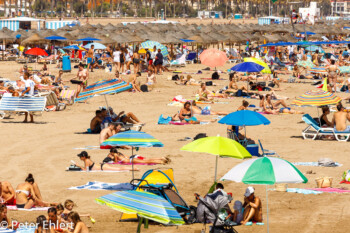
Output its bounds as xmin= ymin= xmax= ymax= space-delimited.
xmin=140 ymin=84 xmax=148 ymax=92
xmin=158 ymin=114 xmax=172 ymax=124
xmin=172 ymin=74 xmax=180 ymax=81
xmin=201 ymin=106 xmax=211 ymax=115
xmin=315 ymin=177 xmax=333 ymax=188
xmin=194 ymin=133 xmax=207 ymax=140
xmin=206 ymin=81 xmax=213 ymax=86
xmin=342 ymin=170 xmax=350 ymax=182
xmin=212 ymin=72 xmax=219 ymax=80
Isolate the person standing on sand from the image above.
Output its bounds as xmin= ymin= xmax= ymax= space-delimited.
xmin=86 ymin=45 xmax=95 ymax=72
xmin=22 ymin=72 xmax=35 ymax=123
xmin=332 ymin=104 xmax=350 ymax=132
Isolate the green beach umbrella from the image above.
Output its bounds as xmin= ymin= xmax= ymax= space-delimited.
xmin=181 ymin=136 xmax=252 ymax=181
xmin=221 ymin=157 xmax=308 ymax=233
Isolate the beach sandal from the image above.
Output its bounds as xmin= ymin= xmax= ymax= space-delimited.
xmin=245 ymin=222 xmax=253 ymax=226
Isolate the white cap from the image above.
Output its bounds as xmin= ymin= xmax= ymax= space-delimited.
xmin=244 ymin=186 xmax=255 ymax=197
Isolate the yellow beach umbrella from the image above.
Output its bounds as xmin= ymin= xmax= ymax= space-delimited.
xmin=138 ymin=48 xmax=153 ymax=54
xmin=244 ymin=57 xmax=271 ymax=74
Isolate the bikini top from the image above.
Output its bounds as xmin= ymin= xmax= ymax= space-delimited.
xmin=16 ymin=190 xmax=30 ymax=197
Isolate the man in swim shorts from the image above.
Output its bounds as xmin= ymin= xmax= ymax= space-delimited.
xmin=0 ymin=181 xmax=16 ymax=205
xmin=87 ymin=44 xmax=95 ymax=72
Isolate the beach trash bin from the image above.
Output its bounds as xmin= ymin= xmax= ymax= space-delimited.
xmin=246 ymin=144 xmax=259 ymax=156
xmin=62 ymin=55 xmax=71 ymax=72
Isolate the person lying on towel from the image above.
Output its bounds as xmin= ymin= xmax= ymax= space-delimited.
xmin=105 ymin=148 xmax=170 ymax=165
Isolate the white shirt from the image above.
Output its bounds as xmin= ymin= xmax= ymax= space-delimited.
xmin=113 ymin=51 xmax=121 ymax=62
xmin=24 ymin=79 xmax=35 ymax=96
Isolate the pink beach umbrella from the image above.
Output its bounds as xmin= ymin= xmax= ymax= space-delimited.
xmin=199 ymin=48 xmax=228 ymax=68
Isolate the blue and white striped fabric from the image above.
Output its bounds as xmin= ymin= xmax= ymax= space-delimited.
xmin=0 ymin=20 xmax=19 ymax=31
xmin=0 ymin=96 xmax=46 ymax=112
xmin=96 ymin=190 xmax=184 ymax=225
xmin=68 ymin=181 xmax=133 ymax=191
xmin=45 ymin=20 xmax=80 ymax=30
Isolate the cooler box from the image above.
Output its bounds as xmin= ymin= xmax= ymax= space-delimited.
xmin=62 ymin=55 xmax=71 ymax=72
xmin=246 ymin=144 xmax=259 ymax=156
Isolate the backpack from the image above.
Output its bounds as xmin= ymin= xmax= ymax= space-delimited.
xmin=140 ymin=84 xmax=148 ymax=92
xmin=172 ymin=75 xmax=180 ymax=81
xmin=212 ymin=72 xmax=219 ymax=80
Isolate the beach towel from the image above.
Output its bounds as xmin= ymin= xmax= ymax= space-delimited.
xmin=292 ymin=162 xmax=342 ymax=167
xmin=158 ymin=114 xmax=172 ymax=124
xmin=200 ymin=78 xmax=226 ymax=80
xmin=0 ymin=227 xmax=35 ymax=233
xmin=113 ymin=161 xmax=156 ymax=165
xmin=286 ymin=188 xmax=323 ymax=195
xmin=73 ymin=145 xmax=100 ymax=150
xmin=308 ymin=188 xmax=350 ymax=193
xmin=68 ymin=181 xmax=133 ymax=191
xmin=66 ymin=170 xmax=128 ymax=173
xmin=6 ymin=206 xmax=50 ymax=211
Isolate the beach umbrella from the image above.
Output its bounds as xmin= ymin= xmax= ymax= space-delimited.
xmin=100 ymin=130 xmax=164 ymax=179
xmin=25 ymin=47 xmax=48 ymax=56
xmin=292 ymin=90 xmax=341 ymax=106
xmin=76 ymin=37 xmax=101 ymax=42
xmin=75 ymin=79 xmax=132 ymax=103
xmin=141 ymin=40 xmax=168 ymax=56
xmin=231 ymin=62 xmax=265 ymax=72
xmin=218 ymin=110 xmax=270 ymax=145
xmin=45 ymin=35 xmax=67 ymax=40
xmin=96 ymin=190 xmax=184 ymax=232
xmin=181 ymin=136 xmax=251 ymax=181
xmin=244 ymin=57 xmax=271 ymax=74
xmin=304 ymin=45 xmax=324 ymax=53
xmin=198 ymin=48 xmax=228 ymax=68
xmin=63 ymin=45 xmax=86 ymax=51
xmin=84 ymin=42 xmax=106 ymax=50
xmin=221 ymin=157 xmax=308 ymax=233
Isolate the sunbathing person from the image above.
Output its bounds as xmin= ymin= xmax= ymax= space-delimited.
xmin=172 ymin=101 xmax=216 ymax=124
xmin=224 ymin=73 xmax=248 ymax=94
xmin=320 ymin=106 xmax=334 ymax=127
xmin=15 ymin=174 xmax=57 ymax=209
xmin=128 ymin=72 xmax=141 ymax=92
xmin=241 ymin=187 xmax=262 ymax=225
xmin=0 ymin=181 xmax=15 ymax=205
xmin=266 ymin=94 xmax=303 ymax=114
xmin=40 ymin=63 xmax=49 ymax=76
xmin=7 ymin=86 xmax=20 ymax=97
xmin=191 ymin=101 xmax=228 ymax=115
xmin=65 ymin=212 xmax=89 ymax=233
xmin=0 ymin=204 xmax=13 ymax=229
xmin=47 ymin=207 xmax=62 ymax=231
xmin=75 ymin=151 xmax=138 ymax=171
xmin=90 ymin=110 xmax=103 ymax=134
xmin=175 ymin=75 xmax=202 ymax=86
xmin=106 ymin=148 xmax=170 ymax=164
xmin=35 ymin=215 xmax=48 ymax=233
xmin=332 ymin=104 xmax=350 ymax=132
xmin=237 ymin=100 xmax=249 ymax=111
xmin=196 ymin=83 xmax=226 ymax=101
xmin=99 ymin=122 xmax=117 ymax=144
xmin=108 ymin=107 xmax=142 ymax=125
xmin=259 ymin=95 xmax=278 ymax=114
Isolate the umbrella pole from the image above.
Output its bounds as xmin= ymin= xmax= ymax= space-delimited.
xmin=214 ymin=154 xmax=218 ymax=182
xmin=132 ymin=147 xmax=135 ymax=180
xmin=104 ymin=95 xmax=111 ymax=116
xmin=266 ymin=184 xmax=270 ymax=233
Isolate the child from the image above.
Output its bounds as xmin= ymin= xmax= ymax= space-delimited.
xmin=34 ymin=215 xmax=48 ymax=233
xmin=62 ymin=200 xmax=95 ymax=224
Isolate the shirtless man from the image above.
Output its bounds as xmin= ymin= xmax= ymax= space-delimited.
xmin=132 ymin=46 xmax=141 ymax=74
xmin=73 ymin=63 xmax=89 ymax=97
xmin=327 ymin=60 xmax=340 ymax=89
xmin=0 ymin=181 xmax=16 ymax=205
xmin=90 ymin=110 xmax=102 ymax=134
xmin=332 ymin=104 xmax=350 ymax=132
xmin=86 ymin=45 xmax=95 ymax=72
xmin=266 ymin=94 xmax=303 ymax=114
xmin=99 ymin=122 xmax=117 ymax=144
xmin=241 ymin=187 xmax=263 ymax=225
xmin=128 ymin=72 xmax=141 ymax=92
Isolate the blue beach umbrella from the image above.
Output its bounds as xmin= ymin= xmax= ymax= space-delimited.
xmin=84 ymin=42 xmax=106 ymax=50
xmin=141 ymin=40 xmax=168 ymax=56
xmin=76 ymin=37 xmax=101 ymax=42
xmin=231 ymin=62 xmax=265 ymax=72
xmin=300 ymin=31 xmax=316 ymax=36
xmin=45 ymin=35 xmax=67 ymax=40
xmin=63 ymin=45 xmax=80 ymax=50
xmin=96 ymin=190 xmax=184 ymax=232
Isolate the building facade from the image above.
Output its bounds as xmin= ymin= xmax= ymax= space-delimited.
xmin=331 ymin=0 xmax=350 ymax=16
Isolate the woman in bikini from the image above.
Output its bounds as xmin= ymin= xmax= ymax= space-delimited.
xmin=191 ymin=101 xmax=228 ymax=116
xmin=106 ymin=148 xmax=170 ymax=165
xmin=72 ymin=63 xmax=89 ymax=98
xmin=15 ymin=174 xmax=57 ymax=209
xmin=172 ymin=101 xmax=216 ymax=124
xmin=75 ymin=151 xmax=138 ymax=171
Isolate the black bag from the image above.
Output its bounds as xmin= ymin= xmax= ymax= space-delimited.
xmin=210 ymin=226 xmax=236 ymax=233
xmin=194 ymin=133 xmax=207 ymax=140
xmin=206 ymin=81 xmax=213 ymax=86
xmin=268 ymin=82 xmax=275 ymax=88
xmin=140 ymin=84 xmax=148 ymax=92
xmin=172 ymin=74 xmax=180 ymax=81
xmin=212 ymin=72 xmax=220 ymax=80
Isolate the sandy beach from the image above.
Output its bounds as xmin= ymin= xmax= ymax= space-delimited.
xmin=1 ymin=18 xmax=350 ymax=233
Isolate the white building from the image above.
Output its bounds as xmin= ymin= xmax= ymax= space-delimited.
xmin=299 ymin=2 xmax=320 ymax=24
xmin=331 ymin=0 xmax=350 ymax=16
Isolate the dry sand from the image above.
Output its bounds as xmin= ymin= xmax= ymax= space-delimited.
xmin=1 ymin=18 xmax=350 ymax=233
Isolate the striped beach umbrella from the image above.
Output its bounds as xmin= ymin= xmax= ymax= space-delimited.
xmin=221 ymin=157 xmax=307 ymax=233
xmin=96 ymin=190 xmax=184 ymax=226
xmin=141 ymin=41 xmax=168 ymax=56
xmin=75 ymin=79 xmax=132 ymax=103
xmin=292 ymin=90 xmax=341 ymax=106
xmin=244 ymin=57 xmax=271 ymax=74
xmin=100 ymin=130 xmax=164 ymax=149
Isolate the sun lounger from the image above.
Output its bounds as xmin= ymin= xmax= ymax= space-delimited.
xmin=59 ymin=89 xmax=75 ymax=104
xmin=302 ymin=114 xmax=350 ymax=141
xmin=0 ymin=96 xmax=46 ymax=118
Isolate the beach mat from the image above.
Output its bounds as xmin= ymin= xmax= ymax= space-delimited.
xmin=68 ymin=181 xmax=133 ymax=191
xmin=113 ymin=161 xmax=156 ymax=165
xmin=0 ymin=228 xmax=34 ymax=233
xmin=308 ymin=188 xmax=350 ymax=193
xmin=286 ymin=188 xmax=350 ymax=194
xmin=6 ymin=206 xmax=50 ymax=211
xmin=66 ymin=170 xmax=129 ymax=173
xmin=292 ymin=162 xmax=342 ymax=167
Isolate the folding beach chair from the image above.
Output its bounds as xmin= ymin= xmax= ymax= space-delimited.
xmin=302 ymin=114 xmax=350 ymax=142
xmin=170 ymin=54 xmax=186 ymax=67
xmin=45 ymin=92 xmax=66 ymax=111
xmin=227 ymin=127 xmax=248 ymax=147
xmin=59 ymin=89 xmax=76 ymax=105
xmin=0 ymin=96 xmax=46 ymax=119
xmin=258 ymin=140 xmax=278 ymax=157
